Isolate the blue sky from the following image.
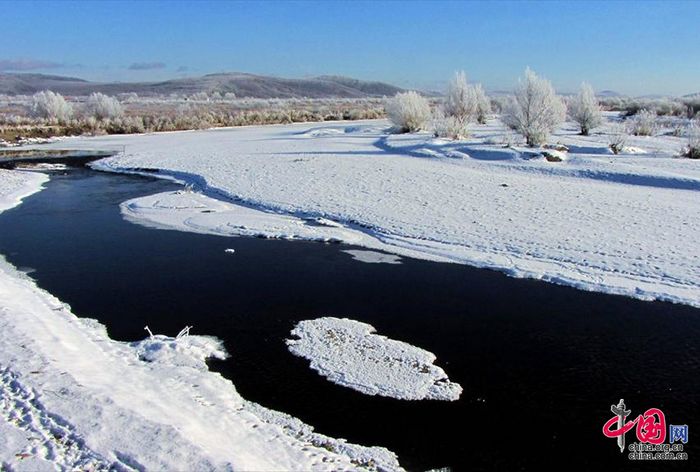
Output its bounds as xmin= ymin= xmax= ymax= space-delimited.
xmin=2 ymin=0 xmax=698 ymax=95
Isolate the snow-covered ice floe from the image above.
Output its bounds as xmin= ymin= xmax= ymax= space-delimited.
xmin=0 ymin=171 xmax=403 ymax=471
xmin=342 ymin=250 xmax=402 ymax=264
xmin=27 ymin=118 xmax=700 ymax=307
xmin=287 ymin=317 xmax=462 ymax=401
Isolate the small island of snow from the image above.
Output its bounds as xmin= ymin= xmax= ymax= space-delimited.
xmin=287 ymin=317 xmax=462 ymax=401
xmin=342 ymin=250 xmax=403 ymax=264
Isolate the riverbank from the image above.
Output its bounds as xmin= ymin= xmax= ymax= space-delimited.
xmin=0 ymin=168 xmax=48 ymax=212
xmin=28 ymin=117 xmax=699 ymax=307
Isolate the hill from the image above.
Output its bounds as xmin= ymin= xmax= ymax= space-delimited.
xmin=0 ymin=72 xmax=404 ymax=99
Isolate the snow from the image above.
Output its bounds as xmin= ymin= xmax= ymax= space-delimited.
xmin=31 ymin=116 xmax=698 ymax=307
xmin=3 ymin=113 xmax=698 ymax=468
xmin=14 ymin=163 xmax=70 ymax=171
xmin=0 ymin=169 xmax=48 ymax=212
xmin=342 ymin=250 xmax=402 ymax=264
xmin=120 ymin=189 xmax=369 ymax=244
xmin=287 ymin=317 xmax=462 ymax=401
xmin=0 ymin=172 xmax=403 ymax=471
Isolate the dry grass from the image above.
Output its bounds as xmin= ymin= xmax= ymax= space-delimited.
xmin=0 ymin=96 xmax=387 ymax=142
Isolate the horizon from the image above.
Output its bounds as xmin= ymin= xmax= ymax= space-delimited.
xmin=0 ymin=70 xmax=688 ymax=98
xmin=2 ymin=0 xmax=699 ymax=96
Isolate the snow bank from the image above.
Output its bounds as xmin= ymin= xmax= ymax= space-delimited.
xmin=121 ymin=189 xmax=369 ymax=243
xmin=132 ymin=332 xmax=227 ymax=369
xmin=28 ymin=119 xmax=700 ymax=307
xmin=0 ymin=168 xmax=48 ymax=212
xmin=287 ymin=317 xmax=462 ymax=401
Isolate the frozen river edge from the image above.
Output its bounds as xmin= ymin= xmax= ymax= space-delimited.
xmin=0 ymin=169 xmax=403 ymax=471
xmin=45 ymin=117 xmax=696 ymax=308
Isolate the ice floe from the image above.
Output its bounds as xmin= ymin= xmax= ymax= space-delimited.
xmin=342 ymin=249 xmax=402 ymax=264
xmin=287 ymin=317 xmax=462 ymax=401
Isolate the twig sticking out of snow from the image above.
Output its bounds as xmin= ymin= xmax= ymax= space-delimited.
xmin=176 ymin=326 xmax=193 ymax=340
xmin=144 ymin=325 xmax=154 ymax=340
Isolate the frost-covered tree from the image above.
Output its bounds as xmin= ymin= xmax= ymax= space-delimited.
xmin=569 ymin=83 xmax=602 ymax=135
xmin=385 ymin=91 xmax=431 ymax=132
xmin=473 ymin=83 xmax=491 ymax=124
xmin=631 ymin=109 xmax=656 ymax=136
xmin=502 ymin=68 xmax=566 ymax=146
xmin=31 ymin=90 xmax=73 ymax=122
xmin=438 ymin=72 xmax=490 ymax=137
xmin=86 ymin=93 xmax=123 ymax=120
xmin=444 ymin=71 xmax=477 ymax=128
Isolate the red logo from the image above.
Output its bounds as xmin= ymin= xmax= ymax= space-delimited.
xmin=602 ymin=399 xmax=666 ymax=452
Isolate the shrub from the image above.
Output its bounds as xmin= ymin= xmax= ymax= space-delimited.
xmin=444 ymin=71 xmax=477 ymax=128
xmin=86 ymin=93 xmax=123 ymax=120
xmin=189 ymin=92 xmax=209 ymax=102
xmin=684 ymin=120 xmax=700 ymax=159
xmin=502 ymin=68 xmax=566 ymax=146
xmin=438 ymin=72 xmax=490 ymax=135
xmin=432 ymin=109 xmax=468 ymax=139
xmin=385 ymin=91 xmax=431 ymax=132
xmin=473 ymin=83 xmax=491 ymax=124
xmin=31 ymin=90 xmax=73 ymax=122
xmin=569 ymin=83 xmax=602 ymax=135
xmin=608 ymin=122 xmax=628 ymax=154
xmin=631 ymin=109 xmax=656 ymax=136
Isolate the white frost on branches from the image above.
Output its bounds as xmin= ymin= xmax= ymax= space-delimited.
xmin=569 ymin=82 xmax=602 ymax=135
xmin=684 ymin=120 xmax=700 ymax=159
xmin=386 ymin=91 xmax=431 ymax=133
xmin=86 ymin=92 xmax=123 ymax=120
xmin=502 ymin=68 xmax=566 ymax=147
xmin=435 ymin=72 xmax=490 ymax=139
xmin=631 ymin=109 xmax=657 ymax=136
xmin=31 ymin=90 xmax=73 ymax=122
xmin=473 ymin=83 xmax=491 ymax=124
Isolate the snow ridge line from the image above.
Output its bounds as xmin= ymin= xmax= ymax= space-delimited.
xmin=0 ymin=366 xmax=122 ymax=471
xmin=377 ymin=136 xmax=700 ymax=192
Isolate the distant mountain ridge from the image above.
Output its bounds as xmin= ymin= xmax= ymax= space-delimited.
xmin=597 ymin=90 xmax=622 ymax=97
xmin=0 ymin=72 xmax=405 ymax=99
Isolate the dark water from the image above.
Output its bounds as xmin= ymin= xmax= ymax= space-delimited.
xmin=0 ymin=168 xmax=698 ymax=471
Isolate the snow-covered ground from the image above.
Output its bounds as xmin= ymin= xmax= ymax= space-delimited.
xmin=287 ymin=318 xmax=462 ymax=401
xmin=29 ymin=116 xmax=699 ymax=307
xmin=0 ymin=171 xmax=402 ymax=471
xmin=0 ymin=169 xmax=48 ymax=212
